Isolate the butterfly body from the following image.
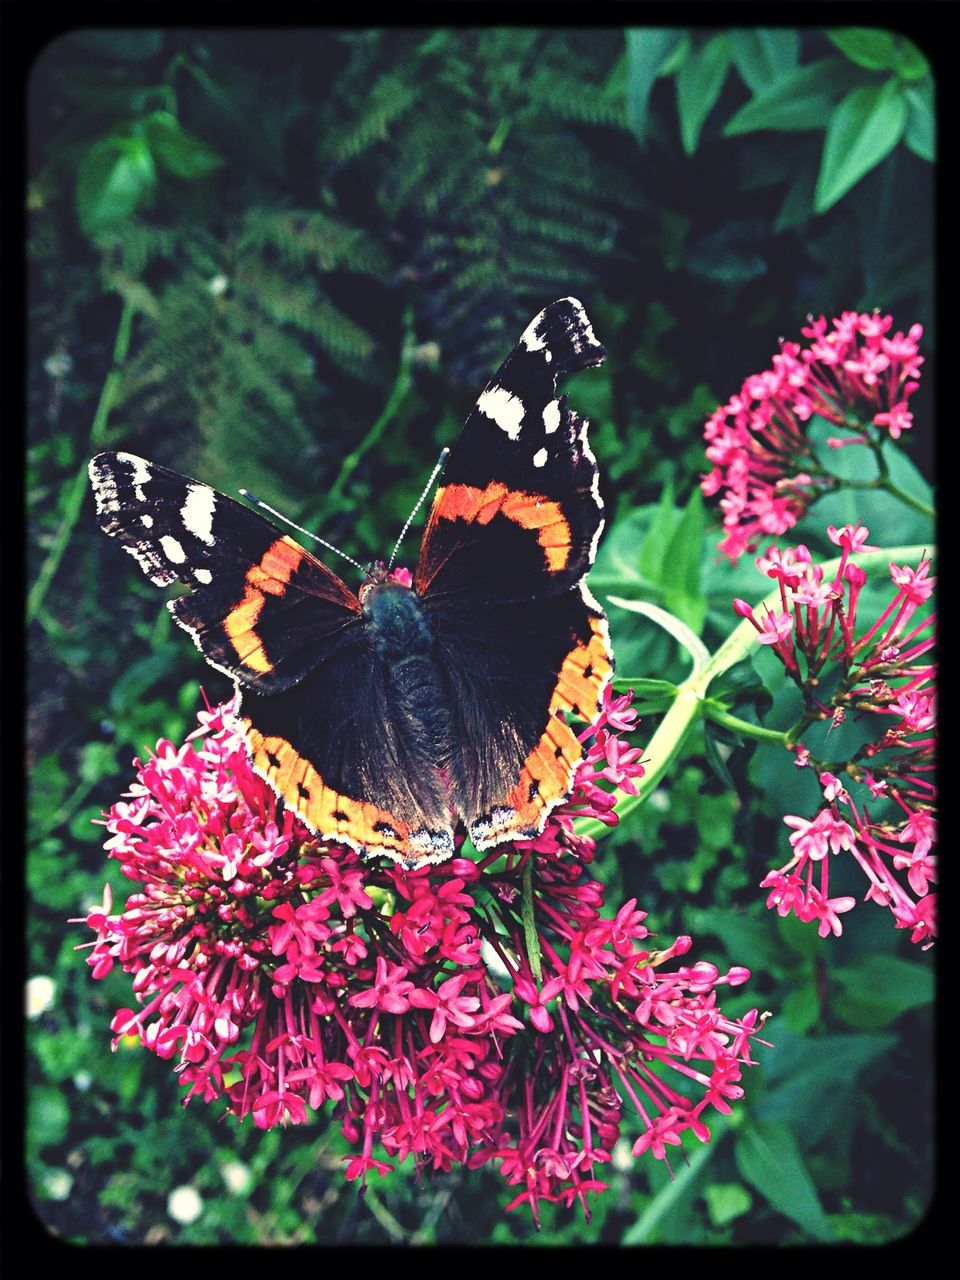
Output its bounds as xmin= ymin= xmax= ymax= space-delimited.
xmin=90 ymin=297 xmax=614 ymax=867
xmin=360 ymin=570 xmax=459 ymax=782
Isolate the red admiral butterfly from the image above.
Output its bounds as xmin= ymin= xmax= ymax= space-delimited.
xmin=89 ymin=298 xmax=613 ymax=867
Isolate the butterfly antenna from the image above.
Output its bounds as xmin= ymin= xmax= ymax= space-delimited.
xmin=387 ymin=447 xmax=450 ymax=572
xmin=239 ymin=489 xmax=368 ymax=577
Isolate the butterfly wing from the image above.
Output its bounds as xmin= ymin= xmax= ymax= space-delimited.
xmin=414 ymin=298 xmax=614 ymax=848
xmin=89 ymin=452 xmax=454 ymax=863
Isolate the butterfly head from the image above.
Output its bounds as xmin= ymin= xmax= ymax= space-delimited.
xmin=358 ymin=560 xmax=409 ymax=599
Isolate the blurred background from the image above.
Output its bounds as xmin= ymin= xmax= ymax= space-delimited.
xmin=26 ymin=27 xmax=934 ymax=1244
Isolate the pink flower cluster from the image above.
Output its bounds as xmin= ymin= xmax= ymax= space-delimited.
xmin=736 ymin=524 xmax=936 ymax=945
xmin=80 ymin=690 xmax=762 ymax=1222
xmin=702 ymin=310 xmax=924 ymax=562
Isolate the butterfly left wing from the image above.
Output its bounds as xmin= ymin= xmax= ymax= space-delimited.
xmin=89 ymin=452 xmax=456 ymax=863
xmin=414 ymin=298 xmax=615 ymax=849
xmin=89 ymin=451 xmax=363 ymax=692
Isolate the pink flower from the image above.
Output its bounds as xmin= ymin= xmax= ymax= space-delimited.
xmin=347 ymin=957 xmax=416 ymax=1014
xmin=747 ymin=533 xmax=936 ymax=944
xmin=409 ymin=972 xmax=481 ymax=1042
xmin=703 ymin=310 xmax=925 ymax=561
xmin=82 ymin=687 xmax=762 ymax=1220
xmin=757 ymin=610 xmax=794 ymax=646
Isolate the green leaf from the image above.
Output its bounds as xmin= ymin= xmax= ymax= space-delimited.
xmin=781 ymin=983 xmax=821 ymax=1034
xmin=607 ymin=596 xmax=710 ymax=672
xmin=28 ymin=754 xmax=69 ymax=834
xmin=625 ymin=28 xmax=683 ymax=141
xmin=703 ymin=722 xmax=737 ymax=790
xmin=757 ymin=1029 xmax=896 ymax=1144
xmin=676 ymin=34 xmax=731 ymax=155
xmin=638 ymin=478 xmax=676 ymax=584
xmin=75 ymin=136 xmax=157 ymax=235
xmin=69 ymin=805 xmax=104 ymax=843
xmin=735 ymin=1119 xmax=832 ymax=1240
xmin=904 ymin=83 xmax=935 ymax=162
xmin=724 ymin=58 xmax=854 ymax=135
xmin=826 ymin=29 xmax=929 ymax=80
xmin=730 ymin=29 xmax=800 ymax=93
xmin=662 ymin=487 xmax=707 ymax=630
xmin=831 ymin=955 xmax=934 ymax=1028
xmin=809 ymin=438 xmax=934 ymax=548
xmin=78 ymin=741 xmax=118 ymax=785
xmin=774 ymin=163 xmax=818 ymax=232
xmin=107 ymin=649 xmax=181 ymax=716
xmin=814 ymin=79 xmax=908 ymax=213
xmin=142 ymin=111 xmax=226 ymax=179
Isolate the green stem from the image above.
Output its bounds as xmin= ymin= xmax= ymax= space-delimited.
xmin=323 ymin=308 xmax=414 ymax=512
xmin=838 ymin=475 xmax=935 ymax=519
xmin=522 ymin=855 xmax=543 ymax=982
xmin=703 ymin=704 xmax=791 ymax=748
xmin=28 ymin=297 xmax=136 ymax=626
xmin=879 ymin=479 xmax=935 ymax=520
xmin=577 ymin=542 xmax=934 ymax=841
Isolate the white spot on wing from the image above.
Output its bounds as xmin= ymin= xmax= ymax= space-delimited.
xmin=117 ymin=452 xmax=152 ymax=502
xmin=478 ymin=385 xmax=525 ymax=440
xmin=543 ymin=400 xmax=561 ymax=433
xmin=181 ymin=484 xmax=216 ymax=545
xmin=160 ymin=535 xmax=186 ymax=564
xmin=520 ymin=317 xmax=546 ymax=352
xmin=194 ymin=567 xmax=213 ymax=585
xmin=533 ymin=447 xmax=548 ymax=467
xmin=140 ymin=514 xmax=154 ymax=528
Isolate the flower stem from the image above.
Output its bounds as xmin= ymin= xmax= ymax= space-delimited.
xmin=28 ymin=296 xmax=136 ymax=625
xmin=578 ymin=543 xmax=934 ymax=840
xmin=837 ymin=475 xmax=935 ymax=519
xmin=879 ymin=479 xmax=935 ymax=520
xmin=522 ymin=855 xmax=543 ymax=982
xmin=703 ymin=704 xmax=791 ymax=747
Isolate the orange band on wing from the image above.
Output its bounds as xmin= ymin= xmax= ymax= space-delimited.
xmin=471 ymin=614 xmax=614 ymax=847
xmin=223 ymin=536 xmax=306 ymax=674
xmin=433 ymin=482 xmax=572 ymax=572
xmin=245 ymin=725 xmax=413 ymax=853
xmin=511 ymin=614 xmax=613 ymax=814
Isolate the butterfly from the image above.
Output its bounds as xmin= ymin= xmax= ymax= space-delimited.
xmin=89 ymin=297 xmax=613 ymax=867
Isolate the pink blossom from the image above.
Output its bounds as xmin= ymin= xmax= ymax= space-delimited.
xmin=748 ymin=534 xmax=936 ymax=944
xmin=82 ymin=687 xmax=762 ymax=1220
xmin=703 ymin=310 xmax=925 ymax=561
xmin=757 ymin=610 xmax=794 ymax=646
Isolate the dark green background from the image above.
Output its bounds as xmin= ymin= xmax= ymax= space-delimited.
xmin=26 ymin=26 xmax=934 ymax=1245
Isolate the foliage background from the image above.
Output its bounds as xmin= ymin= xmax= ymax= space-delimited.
xmin=25 ymin=26 xmax=935 ymax=1245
